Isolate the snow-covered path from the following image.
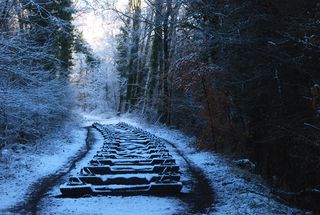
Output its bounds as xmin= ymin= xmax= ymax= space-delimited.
xmin=76 ymin=114 xmax=304 ymax=215
xmin=1 ymin=118 xmax=212 ymax=214
xmin=37 ymin=126 xmax=192 ymax=215
xmin=0 ymin=113 xmax=306 ymax=214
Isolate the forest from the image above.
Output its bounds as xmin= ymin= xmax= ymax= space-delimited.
xmin=117 ymin=0 xmax=320 ymax=210
xmin=1 ymin=0 xmax=320 ymax=214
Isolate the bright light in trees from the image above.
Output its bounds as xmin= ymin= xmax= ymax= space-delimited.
xmin=74 ymin=0 xmax=128 ymax=55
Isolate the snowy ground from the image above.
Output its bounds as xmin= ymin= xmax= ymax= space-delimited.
xmin=38 ymin=128 xmax=188 ymax=215
xmin=0 ymin=121 xmax=87 ymax=213
xmin=78 ymin=112 xmax=307 ymax=215
xmin=0 ymin=112 xmax=308 ymax=214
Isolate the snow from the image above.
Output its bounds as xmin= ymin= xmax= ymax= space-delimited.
xmin=38 ymin=125 xmax=188 ymax=215
xmin=78 ymin=113 xmax=305 ymax=214
xmin=0 ymin=112 xmax=306 ymax=214
xmin=39 ymin=196 xmax=186 ymax=215
xmin=0 ymin=121 xmax=87 ymax=213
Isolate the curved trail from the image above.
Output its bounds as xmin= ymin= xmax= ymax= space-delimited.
xmin=8 ymin=124 xmax=214 ymax=214
xmin=9 ymin=127 xmax=95 ymax=215
xmin=164 ymin=139 xmax=215 ymax=214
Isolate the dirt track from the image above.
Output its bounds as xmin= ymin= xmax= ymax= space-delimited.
xmin=9 ymin=124 xmax=214 ymax=215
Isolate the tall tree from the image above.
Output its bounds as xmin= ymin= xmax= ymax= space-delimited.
xmin=147 ymin=0 xmax=163 ymax=109
xmin=125 ymin=0 xmax=142 ymax=111
xmin=116 ymin=25 xmax=130 ymax=113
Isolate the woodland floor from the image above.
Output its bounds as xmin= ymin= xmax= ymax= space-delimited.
xmin=0 ymin=113 xmax=309 ymax=215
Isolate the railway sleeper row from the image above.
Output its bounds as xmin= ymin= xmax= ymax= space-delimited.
xmin=60 ymin=122 xmax=183 ymax=196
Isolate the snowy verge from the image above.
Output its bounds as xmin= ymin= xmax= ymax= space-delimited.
xmin=80 ymin=113 xmax=305 ymax=215
xmin=0 ymin=121 xmax=87 ymax=213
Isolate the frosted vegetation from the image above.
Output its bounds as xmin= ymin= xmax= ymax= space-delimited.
xmin=0 ymin=0 xmax=119 ymax=147
xmin=0 ymin=1 xmax=72 ymax=147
